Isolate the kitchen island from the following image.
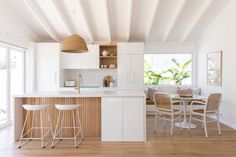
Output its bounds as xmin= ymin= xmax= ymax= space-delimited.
xmin=13 ymin=90 xmax=146 ymax=142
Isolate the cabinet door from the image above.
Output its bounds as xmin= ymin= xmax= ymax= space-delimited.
xmin=62 ymin=44 xmax=99 ymax=69
xmin=101 ymin=98 xmax=123 ymax=141
xmin=117 ymin=42 xmax=144 ymax=55
xmin=36 ymin=43 xmax=59 ymax=91
xmin=62 ymin=52 xmax=90 ymax=69
xmin=123 ymin=97 xmax=144 ymax=141
xmin=88 ymin=44 xmax=99 ymax=69
xmin=117 ymin=55 xmax=131 ymax=89
xmin=131 ymin=55 xmax=144 ymax=90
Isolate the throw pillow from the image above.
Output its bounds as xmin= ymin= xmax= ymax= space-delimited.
xmin=148 ymin=88 xmax=158 ymax=101
xmin=177 ymin=87 xmax=192 ymax=96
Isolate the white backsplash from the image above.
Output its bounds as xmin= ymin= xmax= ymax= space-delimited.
xmin=62 ymin=69 xmax=117 ymax=87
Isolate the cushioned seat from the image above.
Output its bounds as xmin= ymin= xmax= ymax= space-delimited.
xmin=146 ymin=98 xmax=154 ymax=105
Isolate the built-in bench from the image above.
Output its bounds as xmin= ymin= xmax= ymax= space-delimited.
xmin=144 ymin=85 xmax=202 ymax=115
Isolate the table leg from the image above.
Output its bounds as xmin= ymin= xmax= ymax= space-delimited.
xmin=175 ymin=100 xmax=196 ymax=129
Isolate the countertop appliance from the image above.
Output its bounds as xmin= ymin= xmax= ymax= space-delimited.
xmin=64 ymin=80 xmax=76 ymax=87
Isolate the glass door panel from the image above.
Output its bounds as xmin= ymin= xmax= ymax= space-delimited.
xmin=0 ymin=47 xmax=8 ymax=122
xmin=10 ymin=50 xmax=24 ymax=117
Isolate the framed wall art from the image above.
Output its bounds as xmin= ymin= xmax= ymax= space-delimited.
xmin=207 ymin=50 xmax=222 ymax=86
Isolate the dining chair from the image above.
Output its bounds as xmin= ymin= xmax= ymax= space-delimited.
xmin=188 ymin=93 xmax=222 ymax=137
xmin=153 ymin=92 xmax=182 ymax=135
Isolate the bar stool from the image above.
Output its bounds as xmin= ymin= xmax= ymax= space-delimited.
xmin=51 ymin=104 xmax=84 ymax=148
xmin=18 ymin=104 xmax=53 ymax=148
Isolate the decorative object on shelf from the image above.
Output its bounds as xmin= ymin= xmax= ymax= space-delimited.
xmin=102 ymin=50 xmax=109 ymax=56
xmin=103 ymin=75 xmax=113 ymax=87
xmin=207 ymin=50 xmax=222 ymax=86
xmin=108 ymin=64 xmax=116 ymax=68
xmin=61 ymin=34 xmax=88 ymax=53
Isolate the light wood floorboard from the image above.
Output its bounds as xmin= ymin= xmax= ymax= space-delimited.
xmin=1 ymin=115 xmax=236 ymax=157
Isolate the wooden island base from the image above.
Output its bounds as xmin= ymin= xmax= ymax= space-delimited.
xmin=15 ymin=97 xmax=101 ymax=139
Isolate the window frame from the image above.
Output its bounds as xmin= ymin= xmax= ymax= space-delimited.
xmin=144 ymin=53 xmax=193 ymax=86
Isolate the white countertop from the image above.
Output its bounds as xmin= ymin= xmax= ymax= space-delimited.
xmin=13 ymin=90 xmax=145 ymax=98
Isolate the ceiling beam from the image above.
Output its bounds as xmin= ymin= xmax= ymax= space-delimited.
xmin=52 ymin=0 xmax=73 ymax=35
xmin=104 ymin=0 xmax=111 ymax=42
xmin=127 ymin=0 xmax=133 ymax=42
xmin=24 ymin=0 xmax=59 ymax=41
xmin=179 ymin=0 xmax=213 ymax=43
xmin=161 ymin=0 xmax=186 ymax=43
xmin=145 ymin=0 xmax=160 ymax=41
xmin=77 ymin=0 xmax=94 ymax=42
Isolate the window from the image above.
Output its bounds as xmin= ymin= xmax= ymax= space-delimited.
xmin=144 ymin=54 xmax=192 ymax=85
xmin=0 ymin=43 xmax=25 ymax=128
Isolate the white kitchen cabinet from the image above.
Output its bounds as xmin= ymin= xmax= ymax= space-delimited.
xmin=117 ymin=42 xmax=144 ymax=90
xmin=118 ymin=55 xmax=144 ymax=90
xmin=62 ymin=44 xmax=99 ymax=69
xmin=36 ymin=43 xmax=60 ymax=91
xmin=101 ymin=98 xmax=123 ymax=141
xmin=101 ymin=97 xmax=145 ymax=141
xmin=117 ymin=42 xmax=144 ymax=55
xmin=123 ymin=98 xmax=144 ymax=141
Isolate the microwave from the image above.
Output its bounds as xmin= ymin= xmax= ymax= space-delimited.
xmin=64 ymin=80 xmax=76 ymax=87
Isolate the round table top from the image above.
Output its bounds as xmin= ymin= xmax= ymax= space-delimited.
xmin=171 ymin=94 xmax=205 ymax=101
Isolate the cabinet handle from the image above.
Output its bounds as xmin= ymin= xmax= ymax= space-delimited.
xmin=126 ymin=72 xmax=129 ymax=84
xmin=54 ymin=71 xmax=57 ymax=85
xmin=133 ymin=72 xmax=135 ymax=85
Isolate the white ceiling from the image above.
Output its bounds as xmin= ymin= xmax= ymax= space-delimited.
xmin=4 ymin=0 xmax=230 ymax=43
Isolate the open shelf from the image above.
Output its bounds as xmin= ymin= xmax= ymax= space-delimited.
xmin=99 ymin=44 xmax=117 ymax=69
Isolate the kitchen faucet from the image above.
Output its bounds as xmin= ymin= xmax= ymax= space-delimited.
xmin=75 ymin=74 xmax=82 ymax=93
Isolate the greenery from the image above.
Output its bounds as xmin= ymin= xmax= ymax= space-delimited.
xmin=144 ymin=58 xmax=192 ymax=85
xmin=167 ymin=58 xmax=192 ymax=85
xmin=144 ymin=60 xmax=163 ymax=85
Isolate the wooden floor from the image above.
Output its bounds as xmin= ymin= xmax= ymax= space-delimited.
xmin=1 ymin=115 xmax=236 ymax=157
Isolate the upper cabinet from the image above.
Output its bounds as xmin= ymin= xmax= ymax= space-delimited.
xmin=117 ymin=42 xmax=144 ymax=90
xmin=61 ymin=44 xmax=99 ymax=69
xmin=117 ymin=42 xmax=144 ymax=55
xmin=36 ymin=43 xmax=60 ymax=91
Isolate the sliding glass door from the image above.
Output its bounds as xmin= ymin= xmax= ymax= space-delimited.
xmin=0 ymin=47 xmax=8 ymax=124
xmin=0 ymin=44 xmax=25 ymax=128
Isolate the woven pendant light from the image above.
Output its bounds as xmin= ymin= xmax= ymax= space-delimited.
xmin=61 ymin=35 xmax=88 ymax=53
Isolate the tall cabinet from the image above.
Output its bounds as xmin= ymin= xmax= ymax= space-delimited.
xmin=35 ymin=43 xmax=60 ymax=91
xmin=117 ymin=42 xmax=144 ymax=90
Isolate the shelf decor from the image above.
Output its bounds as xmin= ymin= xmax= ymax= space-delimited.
xmin=207 ymin=50 xmax=222 ymax=86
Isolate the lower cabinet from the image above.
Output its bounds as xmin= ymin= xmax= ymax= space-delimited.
xmin=101 ymin=98 xmax=123 ymax=141
xmin=101 ymin=97 xmax=145 ymax=141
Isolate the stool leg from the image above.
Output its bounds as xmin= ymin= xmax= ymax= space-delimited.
xmin=40 ymin=110 xmax=45 ymax=148
xmin=47 ymin=108 xmax=54 ymax=138
xmin=30 ymin=111 xmax=35 ymax=139
xmin=60 ymin=111 xmax=65 ymax=139
xmin=76 ymin=109 xmax=84 ymax=140
xmin=72 ymin=110 xmax=77 ymax=148
xmin=18 ymin=111 xmax=30 ymax=148
xmin=51 ymin=110 xmax=61 ymax=148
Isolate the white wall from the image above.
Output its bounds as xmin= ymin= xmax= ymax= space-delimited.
xmin=197 ymin=0 xmax=236 ymax=129
xmin=0 ymin=1 xmax=36 ymax=93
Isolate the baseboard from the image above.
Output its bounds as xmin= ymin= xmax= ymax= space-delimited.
xmin=219 ymin=118 xmax=236 ymax=130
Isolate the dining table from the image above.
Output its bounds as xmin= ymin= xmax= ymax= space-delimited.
xmin=172 ymin=94 xmax=205 ymax=129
